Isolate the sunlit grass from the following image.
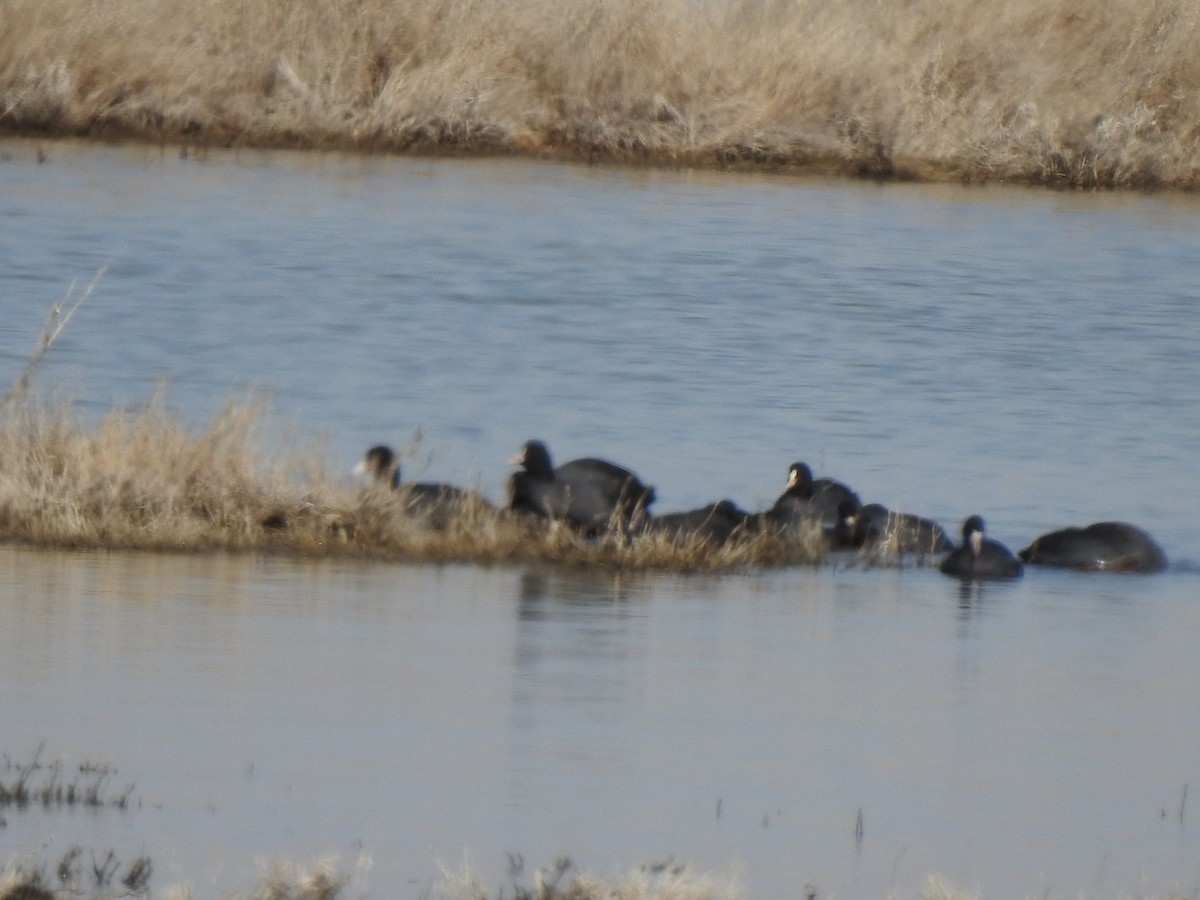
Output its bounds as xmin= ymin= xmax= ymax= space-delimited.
xmin=2 ymin=0 xmax=1199 ymax=187
xmin=0 ymin=387 xmax=343 ymax=555
xmin=435 ymin=855 xmax=746 ymax=900
xmin=0 ymin=388 xmax=829 ymax=572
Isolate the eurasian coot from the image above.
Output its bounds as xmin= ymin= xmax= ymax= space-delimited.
xmin=643 ymin=499 xmax=752 ymax=546
xmin=507 ymin=439 xmax=656 ymax=533
xmin=357 ymin=444 xmax=493 ymax=526
xmin=764 ymin=461 xmax=860 ymax=532
xmin=940 ymin=515 xmax=1023 ymax=580
xmin=849 ymin=501 xmax=951 ymax=554
xmin=1018 ymin=521 xmax=1167 ymax=573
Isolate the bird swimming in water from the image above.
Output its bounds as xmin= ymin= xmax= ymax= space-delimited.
xmin=838 ymin=500 xmax=952 ymax=554
xmin=940 ymin=515 xmax=1023 ymax=580
xmin=1018 ymin=521 xmax=1167 ymax=573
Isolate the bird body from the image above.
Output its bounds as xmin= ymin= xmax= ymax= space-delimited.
xmin=1018 ymin=521 xmax=1167 ymax=573
xmin=357 ymin=444 xmax=493 ymax=528
xmin=508 ymin=440 xmax=655 ymax=533
xmin=852 ymin=502 xmax=952 ymax=554
xmin=765 ymin=462 xmax=860 ymax=532
xmin=644 ymin=499 xmax=752 ymax=546
xmin=940 ymin=515 xmax=1023 ymax=580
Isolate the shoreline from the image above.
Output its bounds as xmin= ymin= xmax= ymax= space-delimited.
xmin=0 ymin=121 xmax=1173 ymax=192
xmin=5 ymin=0 xmax=1199 ymax=192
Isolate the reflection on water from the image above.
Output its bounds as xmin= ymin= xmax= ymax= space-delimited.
xmin=1 ymin=141 xmax=1199 ymax=898
xmin=3 ymin=545 xmax=1198 ymax=899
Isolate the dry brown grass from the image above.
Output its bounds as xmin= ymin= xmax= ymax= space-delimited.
xmin=2 ymin=0 xmax=1199 ymax=187
xmin=0 ymin=389 xmax=828 ymax=572
xmin=435 ymin=856 xmax=746 ymax=900
xmin=0 ymin=388 xmax=338 ymax=554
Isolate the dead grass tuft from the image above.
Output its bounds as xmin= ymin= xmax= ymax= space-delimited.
xmin=436 ymin=856 xmax=744 ymax=900
xmin=0 ymin=846 xmax=152 ymax=900
xmin=244 ymin=859 xmax=349 ymax=900
xmin=3 ymin=0 xmax=1200 ymax=187
xmin=0 ymin=851 xmax=351 ymax=900
xmin=0 ymin=388 xmax=346 ymax=555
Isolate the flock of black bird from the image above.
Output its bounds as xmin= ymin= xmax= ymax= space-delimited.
xmin=357 ymin=440 xmax=1169 ymax=579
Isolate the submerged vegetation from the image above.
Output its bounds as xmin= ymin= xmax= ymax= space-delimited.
xmin=0 ymin=847 xmax=992 ymax=900
xmin=0 ymin=746 xmax=135 ymax=812
xmin=0 ymin=849 xmax=335 ymax=900
xmin=9 ymin=849 xmax=1186 ymax=900
xmin=0 ymin=856 xmax=726 ymax=900
xmin=2 ymin=0 xmax=1200 ymax=188
xmin=0 ymin=747 xmax=1179 ymax=900
xmin=0 ymin=748 xmax=931 ymax=900
xmin=0 ymin=848 xmax=152 ymax=900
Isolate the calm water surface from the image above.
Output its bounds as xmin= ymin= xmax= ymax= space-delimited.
xmin=1 ymin=139 xmax=1199 ymax=898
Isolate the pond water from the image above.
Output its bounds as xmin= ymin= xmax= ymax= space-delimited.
xmin=1 ymin=139 xmax=1199 ymax=898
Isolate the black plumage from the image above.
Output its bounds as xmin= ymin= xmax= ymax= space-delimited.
xmin=507 ymin=439 xmax=656 ymax=533
xmin=763 ymin=461 xmax=860 ymax=533
xmin=1018 ymin=521 xmax=1167 ymax=573
xmin=357 ymin=444 xmax=493 ymax=527
xmin=940 ymin=515 xmax=1023 ymax=580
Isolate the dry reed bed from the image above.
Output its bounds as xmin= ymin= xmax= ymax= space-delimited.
xmin=0 ymin=393 xmax=827 ymax=573
xmin=2 ymin=0 xmax=1200 ymax=188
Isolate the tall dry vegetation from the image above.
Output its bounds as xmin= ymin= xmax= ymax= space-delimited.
xmin=0 ymin=389 xmax=337 ymax=553
xmin=2 ymin=0 xmax=1199 ymax=187
xmin=0 ymin=389 xmax=829 ymax=570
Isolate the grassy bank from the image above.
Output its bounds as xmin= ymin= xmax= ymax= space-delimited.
xmin=2 ymin=0 xmax=1199 ymax=188
xmin=0 ymin=390 xmax=828 ymax=573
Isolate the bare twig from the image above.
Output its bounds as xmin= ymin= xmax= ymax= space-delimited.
xmin=0 ymin=264 xmax=107 ymax=409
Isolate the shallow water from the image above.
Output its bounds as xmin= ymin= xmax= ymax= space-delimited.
xmin=1 ymin=139 xmax=1199 ymax=897
xmin=2 ymin=548 xmax=1198 ymax=899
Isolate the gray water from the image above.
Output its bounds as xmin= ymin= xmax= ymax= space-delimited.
xmin=1 ymin=139 xmax=1199 ymax=898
